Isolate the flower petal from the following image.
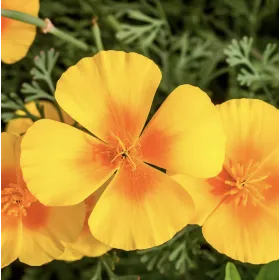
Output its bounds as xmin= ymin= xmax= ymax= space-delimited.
xmin=89 ymin=161 xmax=194 ymax=250
xmin=2 ymin=0 xmax=39 ymax=14
xmin=55 ymin=51 xmax=161 ymax=143
xmin=139 ymin=85 xmax=226 ymax=178
xmin=21 ymin=119 xmax=117 ymax=206
xmin=1 ymin=215 xmax=22 ymax=268
xmin=19 ymin=202 xmax=85 ymax=266
xmin=169 ymin=173 xmax=221 ymax=226
xmin=59 ymin=227 xmax=110 ymax=261
xmin=2 ymin=0 xmax=39 ymax=64
xmin=217 ymin=99 xmax=279 ymax=165
xmin=202 ymin=198 xmax=279 ymax=264
xmin=6 ymin=101 xmax=74 ymax=136
xmin=1 ymin=132 xmax=19 ymax=186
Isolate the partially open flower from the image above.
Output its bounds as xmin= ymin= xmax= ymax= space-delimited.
xmin=1 ymin=132 xmax=85 ymax=268
xmin=170 ymin=99 xmax=279 ymax=264
xmin=1 ymin=0 xmax=39 ymax=64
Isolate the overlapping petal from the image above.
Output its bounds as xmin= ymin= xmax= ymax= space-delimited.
xmin=59 ymin=227 xmax=110 ymax=261
xmin=139 ymin=85 xmax=226 ymax=178
xmin=1 ymin=215 xmax=22 ymax=268
xmin=20 ymin=119 xmax=118 ymax=206
xmin=89 ymin=161 xmax=194 ymax=250
xmin=55 ymin=51 xmax=162 ymax=143
xmin=169 ymin=173 xmax=221 ymax=225
xmin=59 ymin=192 xmax=110 ymax=261
xmin=19 ymin=202 xmax=85 ymax=266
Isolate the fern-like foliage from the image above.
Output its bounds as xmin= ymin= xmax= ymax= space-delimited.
xmin=1 ymin=49 xmax=60 ymax=124
xmin=224 ymin=36 xmax=278 ymax=104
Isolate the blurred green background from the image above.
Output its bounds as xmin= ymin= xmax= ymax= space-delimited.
xmin=1 ymin=0 xmax=279 ymax=279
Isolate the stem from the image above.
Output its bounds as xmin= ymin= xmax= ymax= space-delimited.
xmin=45 ymin=76 xmax=55 ymax=94
xmin=54 ymin=101 xmax=65 ymax=123
xmin=1 ymin=9 xmax=90 ymax=51
xmin=92 ymin=19 xmax=104 ymax=51
xmin=1 ymin=9 xmax=45 ymax=27
xmin=50 ymin=26 xmax=89 ymax=51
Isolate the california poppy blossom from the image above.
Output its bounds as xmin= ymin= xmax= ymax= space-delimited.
xmin=59 ymin=191 xmax=110 ymax=261
xmin=170 ymin=99 xmax=279 ymax=264
xmin=1 ymin=0 xmax=39 ymax=64
xmin=21 ymin=51 xmax=226 ymax=250
xmin=1 ymin=132 xmax=85 ymax=268
xmin=6 ymin=100 xmax=74 ymax=136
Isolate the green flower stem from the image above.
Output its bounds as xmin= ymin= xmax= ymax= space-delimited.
xmin=1 ymin=9 xmax=89 ymax=51
xmin=50 ymin=26 xmax=89 ymax=51
xmin=92 ymin=19 xmax=104 ymax=51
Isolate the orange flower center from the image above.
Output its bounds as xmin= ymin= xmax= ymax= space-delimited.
xmin=1 ymin=184 xmax=37 ymax=217
xmin=110 ymin=132 xmax=141 ymax=171
xmin=216 ymin=159 xmax=271 ymax=206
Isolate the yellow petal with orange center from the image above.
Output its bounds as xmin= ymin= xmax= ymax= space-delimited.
xmin=19 ymin=202 xmax=85 ymax=266
xmin=89 ymin=161 xmax=194 ymax=250
xmin=6 ymin=101 xmax=74 ymax=136
xmin=1 ymin=0 xmax=39 ymax=64
xmin=139 ymin=85 xmax=226 ymax=178
xmin=1 ymin=215 xmax=22 ymax=268
xmin=21 ymin=119 xmax=118 ymax=206
xmin=55 ymin=51 xmax=162 ymax=143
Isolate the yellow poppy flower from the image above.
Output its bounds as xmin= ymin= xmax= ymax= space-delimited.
xmin=6 ymin=100 xmax=74 ymax=136
xmin=20 ymin=51 xmax=226 ymax=250
xmin=1 ymin=132 xmax=85 ymax=268
xmin=170 ymin=99 xmax=279 ymax=264
xmin=59 ymin=192 xmax=110 ymax=262
xmin=1 ymin=0 xmax=39 ymax=64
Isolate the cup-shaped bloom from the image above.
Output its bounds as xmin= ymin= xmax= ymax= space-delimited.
xmin=1 ymin=132 xmax=85 ymax=268
xmin=21 ymin=51 xmax=226 ymax=250
xmin=170 ymin=99 xmax=279 ymax=264
xmin=1 ymin=0 xmax=39 ymax=64
xmin=6 ymin=101 xmax=74 ymax=136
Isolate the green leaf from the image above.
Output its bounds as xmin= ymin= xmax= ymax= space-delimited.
xmin=256 ymin=261 xmax=279 ymax=280
xmin=225 ymin=262 xmax=241 ymax=280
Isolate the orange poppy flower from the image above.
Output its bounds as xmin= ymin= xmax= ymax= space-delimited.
xmin=1 ymin=0 xmax=39 ymax=64
xmin=59 ymin=190 xmax=111 ymax=261
xmin=170 ymin=99 xmax=279 ymax=264
xmin=21 ymin=51 xmax=226 ymax=250
xmin=1 ymin=132 xmax=85 ymax=268
xmin=6 ymin=100 xmax=74 ymax=136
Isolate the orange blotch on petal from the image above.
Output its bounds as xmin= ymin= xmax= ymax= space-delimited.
xmin=139 ymin=128 xmax=171 ymax=167
xmin=23 ymin=202 xmax=50 ymax=230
